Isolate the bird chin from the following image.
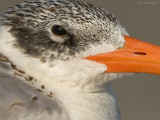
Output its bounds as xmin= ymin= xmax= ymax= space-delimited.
xmin=83 ymin=72 xmax=133 ymax=92
xmin=104 ymin=72 xmax=133 ymax=82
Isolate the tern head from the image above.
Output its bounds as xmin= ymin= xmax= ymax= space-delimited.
xmin=0 ymin=0 xmax=160 ymax=92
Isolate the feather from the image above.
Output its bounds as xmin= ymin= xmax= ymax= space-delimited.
xmin=0 ymin=58 xmax=70 ymax=120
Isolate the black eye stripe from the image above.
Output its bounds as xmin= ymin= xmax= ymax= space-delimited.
xmin=51 ymin=25 xmax=67 ymax=36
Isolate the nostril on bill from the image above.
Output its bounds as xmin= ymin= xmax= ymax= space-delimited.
xmin=134 ymin=52 xmax=147 ymax=55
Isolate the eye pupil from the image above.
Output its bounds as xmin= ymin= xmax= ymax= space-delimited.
xmin=51 ymin=25 xmax=67 ymax=36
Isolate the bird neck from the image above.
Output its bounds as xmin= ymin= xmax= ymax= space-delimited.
xmin=54 ymin=83 xmax=121 ymax=120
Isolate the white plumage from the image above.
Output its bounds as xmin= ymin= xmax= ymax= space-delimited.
xmin=0 ymin=0 xmax=159 ymax=120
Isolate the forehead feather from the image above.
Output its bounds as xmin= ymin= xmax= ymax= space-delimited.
xmin=0 ymin=0 xmax=125 ymax=61
xmin=0 ymin=0 xmax=119 ymax=27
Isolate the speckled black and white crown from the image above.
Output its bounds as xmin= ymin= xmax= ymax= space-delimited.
xmin=0 ymin=0 xmax=126 ymax=61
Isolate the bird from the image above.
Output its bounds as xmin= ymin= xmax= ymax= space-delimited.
xmin=0 ymin=0 xmax=160 ymax=120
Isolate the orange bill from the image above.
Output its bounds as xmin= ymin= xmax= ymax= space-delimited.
xmin=86 ymin=35 xmax=160 ymax=75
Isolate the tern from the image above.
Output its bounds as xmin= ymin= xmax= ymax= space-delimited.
xmin=0 ymin=0 xmax=159 ymax=120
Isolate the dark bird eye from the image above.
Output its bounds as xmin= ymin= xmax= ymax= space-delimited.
xmin=51 ymin=25 xmax=67 ymax=36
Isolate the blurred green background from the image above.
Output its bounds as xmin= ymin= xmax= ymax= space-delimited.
xmin=0 ymin=0 xmax=160 ymax=120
